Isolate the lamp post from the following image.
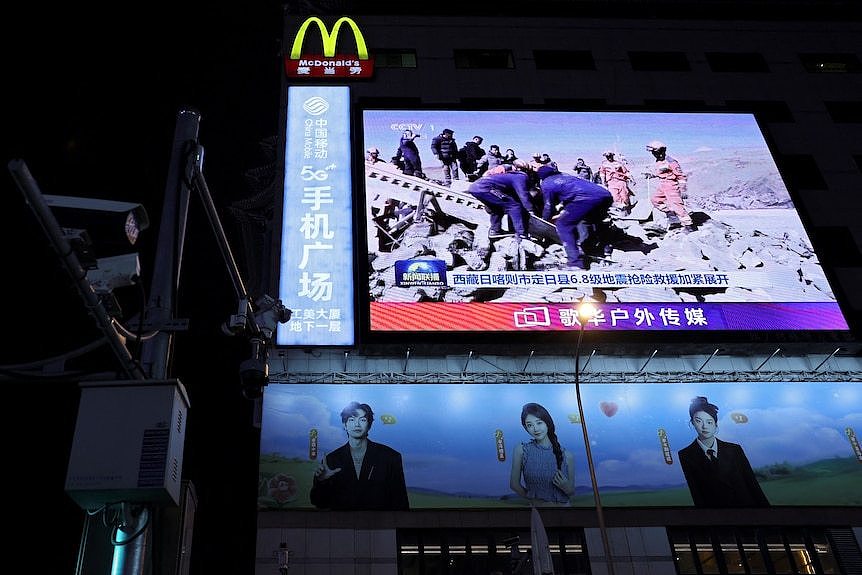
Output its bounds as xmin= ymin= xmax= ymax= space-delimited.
xmin=574 ymin=302 xmax=615 ymax=575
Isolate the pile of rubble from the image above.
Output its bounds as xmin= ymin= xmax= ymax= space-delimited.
xmin=365 ymin=149 xmax=833 ymax=306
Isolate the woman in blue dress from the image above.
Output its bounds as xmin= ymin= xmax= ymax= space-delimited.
xmin=509 ymin=403 xmax=575 ymax=505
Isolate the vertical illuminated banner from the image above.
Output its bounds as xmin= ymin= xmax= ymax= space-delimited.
xmin=277 ymin=86 xmax=354 ymax=346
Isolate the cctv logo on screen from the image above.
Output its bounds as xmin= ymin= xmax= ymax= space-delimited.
xmin=285 ymin=16 xmax=374 ymax=79
xmin=513 ymin=307 xmax=551 ymax=328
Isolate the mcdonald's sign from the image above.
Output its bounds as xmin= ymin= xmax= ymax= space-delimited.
xmin=285 ymin=16 xmax=374 ymax=79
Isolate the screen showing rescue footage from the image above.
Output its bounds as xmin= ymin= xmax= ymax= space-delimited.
xmin=360 ymin=110 xmax=849 ymax=333
xmin=258 ymin=382 xmax=862 ymax=510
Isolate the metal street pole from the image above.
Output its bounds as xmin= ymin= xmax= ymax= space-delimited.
xmin=98 ymin=109 xmax=202 ymax=575
xmin=574 ymin=306 xmax=615 ymax=575
xmin=139 ymin=108 xmax=201 ymax=381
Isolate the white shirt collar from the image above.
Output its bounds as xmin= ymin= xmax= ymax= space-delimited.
xmin=696 ymin=437 xmax=718 ymax=458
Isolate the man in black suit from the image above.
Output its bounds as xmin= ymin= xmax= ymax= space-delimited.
xmin=678 ymin=396 xmax=770 ymax=508
xmin=310 ymin=401 xmax=409 ymax=510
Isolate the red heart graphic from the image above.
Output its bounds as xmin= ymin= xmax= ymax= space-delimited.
xmin=600 ymin=401 xmax=618 ymax=417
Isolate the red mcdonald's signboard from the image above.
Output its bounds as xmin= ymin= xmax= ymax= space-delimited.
xmin=285 ymin=16 xmax=374 ymax=79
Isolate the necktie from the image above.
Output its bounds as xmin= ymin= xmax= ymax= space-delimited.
xmin=707 ymin=448 xmax=717 ymax=463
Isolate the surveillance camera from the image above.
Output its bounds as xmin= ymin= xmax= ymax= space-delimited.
xmin=239 ymin=356 xmax=269 ymax=399
xmin=501 ymin=535 xmax=520 ymax=547
xmin=88 ymin=253 xmax=141 ymax=293
xmin=62 ymin=228 xmax=98 ymax=269
xmin=253 ymin=295 xmax=292 ymax=339
xmin=45 ymin=195 xmax=150 ymax=258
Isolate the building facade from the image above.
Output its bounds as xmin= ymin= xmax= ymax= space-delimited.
xmin=257 ymin=8 xmax=862 ymax=574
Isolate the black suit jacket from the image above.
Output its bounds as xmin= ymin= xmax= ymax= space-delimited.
xmin=310 ymin=440 xmax=409 ymax=510
xmin=678 ymin=438 xmax=770 ymax=508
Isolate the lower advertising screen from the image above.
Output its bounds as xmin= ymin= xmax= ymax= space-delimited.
xmin=360 ymin=109 xmax=849 ymax=335
xmin=258 ymin=382 xmax=862 ymax=510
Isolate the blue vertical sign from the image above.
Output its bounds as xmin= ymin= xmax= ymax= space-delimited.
xmin=277 ymin=86 xmax=354 ymax=346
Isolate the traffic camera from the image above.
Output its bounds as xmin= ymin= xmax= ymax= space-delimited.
xmin=45 ymin=194 xmax=149 ymax=268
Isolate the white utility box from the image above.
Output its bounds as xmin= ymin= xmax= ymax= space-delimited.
xmin=65 ymin=379 xmax=190 ymax=509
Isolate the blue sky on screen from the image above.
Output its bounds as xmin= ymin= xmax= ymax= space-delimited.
xmin=363 ymin=110 xmax=776 ymax=175
xmin=261 ymin=382 xmax=862 ymax=494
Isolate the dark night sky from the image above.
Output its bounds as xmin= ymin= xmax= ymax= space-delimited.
xmin=5 ymin=3 xmax=285 ymax=573
xmin=7 ymin=3 xmax=862 ymax=574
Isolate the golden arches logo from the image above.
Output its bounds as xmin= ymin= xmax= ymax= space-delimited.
xmin=290 ymin=17 xmax=368 ymax=60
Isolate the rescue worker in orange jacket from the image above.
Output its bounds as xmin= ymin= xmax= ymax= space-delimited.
xmin=644 ymin=140 xmax=694 ymax=233
xmin=598 ymin=150 xmax=634 ymax=213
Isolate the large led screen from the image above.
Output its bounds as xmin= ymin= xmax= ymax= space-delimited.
xmin=361 ymin=110 xmax=849 ymax=334
xmin=258 ymin=382 xmax=862 ymax=510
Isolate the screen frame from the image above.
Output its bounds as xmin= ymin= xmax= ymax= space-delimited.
xmin=348 ymin=102 xmax=855 ymax=352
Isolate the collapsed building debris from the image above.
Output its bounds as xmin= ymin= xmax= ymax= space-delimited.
xmin=365 ymin=161 xmax=835 ymax=306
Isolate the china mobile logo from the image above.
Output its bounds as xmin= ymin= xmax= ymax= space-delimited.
xmin=285 ymin=16 xmax=374 ymax=78
xmin=302 ymin=96 xmax=329 ymax=116
xmin=513 ymin=306 xmax=551 ymax=328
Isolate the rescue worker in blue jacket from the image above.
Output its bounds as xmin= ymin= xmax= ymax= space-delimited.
xmin=538 ymin=165 xmax=613 ymax=269
xmin=397 ymin=129 xmax=423 ymax=177
xmin=468 ymin=159 xmax=535 ymax=240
